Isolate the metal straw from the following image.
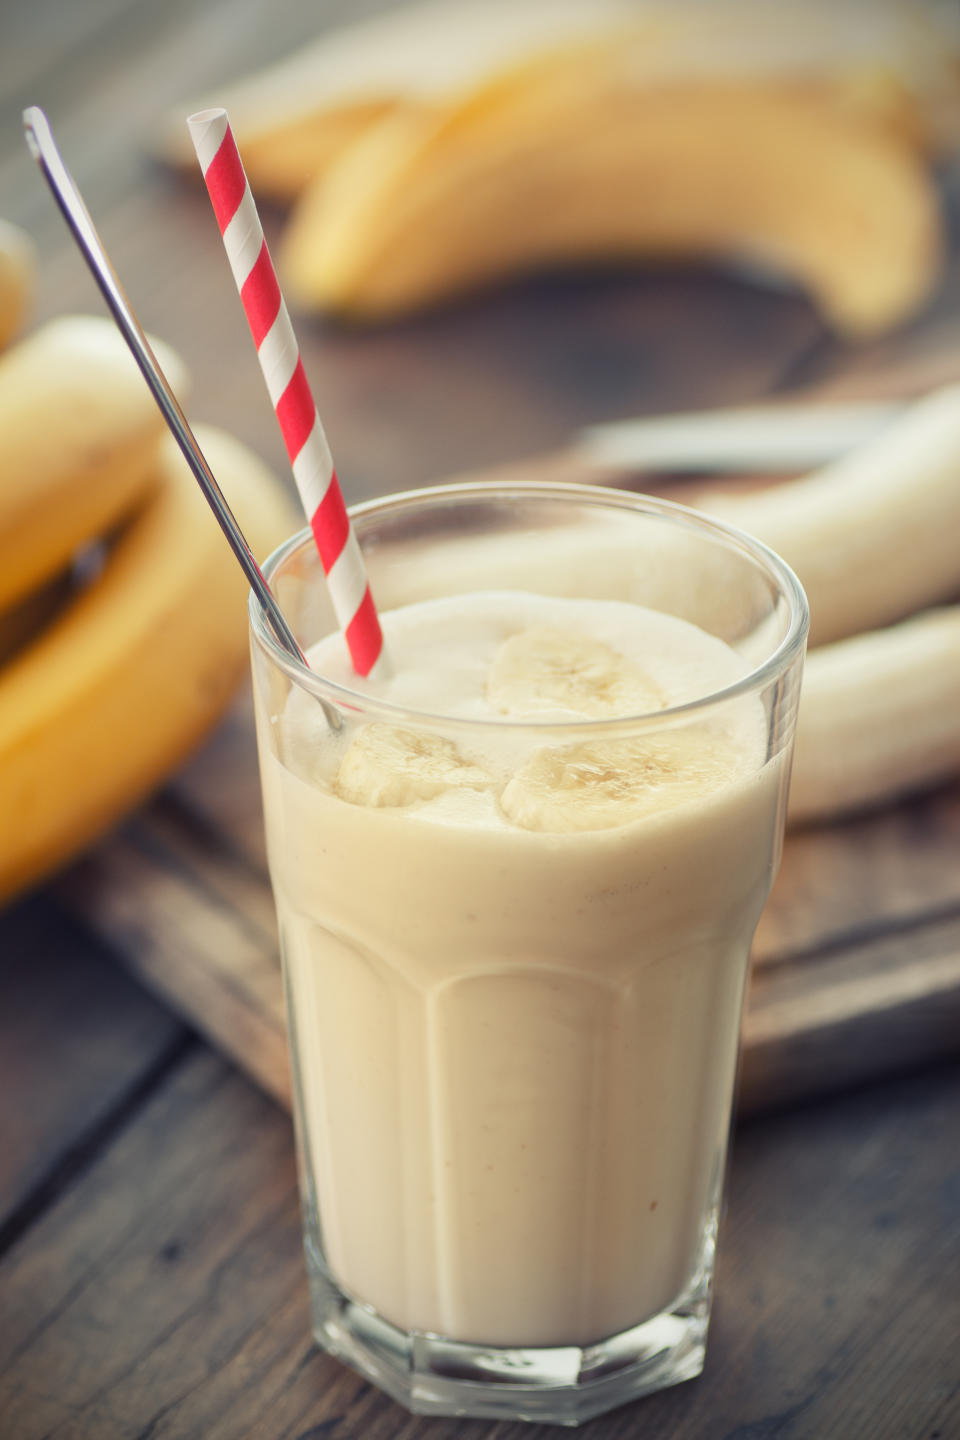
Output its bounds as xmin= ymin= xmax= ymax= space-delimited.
xmin=22 ymin=105 xmax=315 ymax=681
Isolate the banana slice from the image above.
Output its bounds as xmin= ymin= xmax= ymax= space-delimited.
xmin=487 ymin=626 xmax=665 ymax=718
xmin=500 ymin=730 xmax=743 ymax=833
xmin=335 ymin=724 xmax=492 ymax=807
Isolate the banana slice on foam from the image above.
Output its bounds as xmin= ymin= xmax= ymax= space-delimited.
xmin=500 ymin=729 xmax=743 ymax=833
xmin=335 ymin=724 xmax=492 ymax=807
xmin=487 ymin=626 xmax=665 ymax=718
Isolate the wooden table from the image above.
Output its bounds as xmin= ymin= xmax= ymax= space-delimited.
xmin=1 ymin=3 xmax=959 ymax=1436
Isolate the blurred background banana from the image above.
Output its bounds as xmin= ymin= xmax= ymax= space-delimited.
xmin=166 ymin=0 xmax=960 ymax=332
xmin=0 ymin=296 xmax=297 ymax=905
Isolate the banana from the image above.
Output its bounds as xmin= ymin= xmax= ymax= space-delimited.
xmin=0 ymin=569 xmax=76 ymax=669
xmin=487 ymin=625 xmax=665 ymax=718
xmin=160 ymin=0 xmax=636 ymax=200
xmin=788 ymin=606 xmax=960 ymax=825
xmin=0 ymin=316 xmax=188 ymax=615
xmin=500 ymin=728 xmax=746 ymax=834
xmin=704 ymin=384 xmax=960 ymax=646
xmin=161 ymin=0 xmax=960 ymax=199
xmin=0 ymin=424 xmax=297 ymax=907
xmin=335 ymin=724 xmax=491 ymax=807
xmin=0 ymin=220 xmax=34 ymax=351
xmin=280 ymin=40 xmax=942 ymax=333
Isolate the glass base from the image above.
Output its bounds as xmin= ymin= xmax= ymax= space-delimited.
xmin=304 ymin=1243 xmax=713 ymax=1426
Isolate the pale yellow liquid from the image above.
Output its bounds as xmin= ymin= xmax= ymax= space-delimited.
xmin=258 ymin=594 xmax=784 ymax=1347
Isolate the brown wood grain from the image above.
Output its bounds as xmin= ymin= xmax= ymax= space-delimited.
xmin=0 ymin=1044 xmax=956 ymax=1440
xmin=0 ymin=897 xmax=187 ymax=1233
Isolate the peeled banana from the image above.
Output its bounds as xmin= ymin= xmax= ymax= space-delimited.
xmin=0 ymin=425 xmax=297 ymax=906
xmin=788 ymin=606 xmax=960 ymax=824
xmin=0 ymin=316 xmax=188 ymax=615
xmin=705 ymin=384 xmax=960 ymax=646
xmin=0 ymin=220 xmax=34 ymax=351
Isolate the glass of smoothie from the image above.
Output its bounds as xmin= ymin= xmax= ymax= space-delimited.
xmin=249 ymin=482 xmax=807 ymax=1425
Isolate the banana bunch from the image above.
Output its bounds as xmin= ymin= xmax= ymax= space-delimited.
xmin=166 ymin=0 xmax=960 ymax=333
xmin=0 ymin=312 xmax=297 ymax=907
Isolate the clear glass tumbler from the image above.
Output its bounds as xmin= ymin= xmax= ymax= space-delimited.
xmin=249 ymin=483 xmax=807 ymax=1425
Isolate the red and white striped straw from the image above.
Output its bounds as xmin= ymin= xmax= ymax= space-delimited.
xmin=187 ymin=107 xmax=384 ymax=678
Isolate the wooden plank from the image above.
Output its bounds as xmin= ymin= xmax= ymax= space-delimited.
xmin=755 ymin=786 xmax=960 ymax=963
xmin=0 ymin=1044 xmax=956 ymax=1439
xmin=59 ymin=811 xmax=289 ymax=1110
xmin=0 ymin=1052 xmax=311 ymax=1439
xmin=0 ymin=896 xmax=187 ymax=1234
xmin=742 ymin=911 xmax=960 ymax=1114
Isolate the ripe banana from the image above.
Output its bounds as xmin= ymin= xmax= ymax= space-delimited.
xmin=0 ymin=424 xmax=297 ymax=906
xmin=162 ymin=0 xmax=960 ymax=200
xmin=487 ymin=625 xmax=665 ymax=717
xmin=0 ymin=220 xmax=34 ymax=351
xmin=280 ymin=39 xmax=942 ymax=333
xmin=160 ymin=0 xmax=637 ymax=201
xmin=0 ymin=316 xmax=188 ymax=615
xmin=704 ymin=384 xmax=960 ymax=646
xmin=788 ymin=606 xmax=960 ymax=824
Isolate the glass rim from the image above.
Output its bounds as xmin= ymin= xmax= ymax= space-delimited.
xmin=249 ymin=480 xmax=809 ymax=732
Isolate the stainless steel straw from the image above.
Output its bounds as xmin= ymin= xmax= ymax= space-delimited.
xmin=22 ymin=105 xmax=314 ymax=681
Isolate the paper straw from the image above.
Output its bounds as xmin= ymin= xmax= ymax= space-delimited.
xmin=187 ymin=107 xmax=384 ymax=678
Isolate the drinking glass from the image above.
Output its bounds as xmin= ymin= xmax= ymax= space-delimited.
xmin=249 ymin=482 xmax=807 ymax=1425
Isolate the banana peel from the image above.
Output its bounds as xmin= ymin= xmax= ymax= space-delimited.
xmin=160 ymin=0 xmax=637 ymax=201
xmin=0 ymin=424 xmax=297 ymax=907
xmin=279 ymin=43 xmax=943 ymax=334
xmin=161 ymin=0 xmax=960 ymax=202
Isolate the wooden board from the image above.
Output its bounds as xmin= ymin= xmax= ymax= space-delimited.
xmin=57 ymin=582 xmax=960 ymax=1122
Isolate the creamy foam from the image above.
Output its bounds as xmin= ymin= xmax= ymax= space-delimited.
xmin=281 ymin=592 xmax=765 ymax=832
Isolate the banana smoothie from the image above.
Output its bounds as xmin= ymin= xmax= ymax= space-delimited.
xmin=257 ymin=589 xmax=786 ymax=1349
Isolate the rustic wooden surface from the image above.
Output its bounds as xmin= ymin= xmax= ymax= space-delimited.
xmin=2 ymin=1 xmax=960 ymax=1436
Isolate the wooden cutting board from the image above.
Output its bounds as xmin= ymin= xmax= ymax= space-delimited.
xmin=56 ymin=491 xmax=960 ymax=1118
